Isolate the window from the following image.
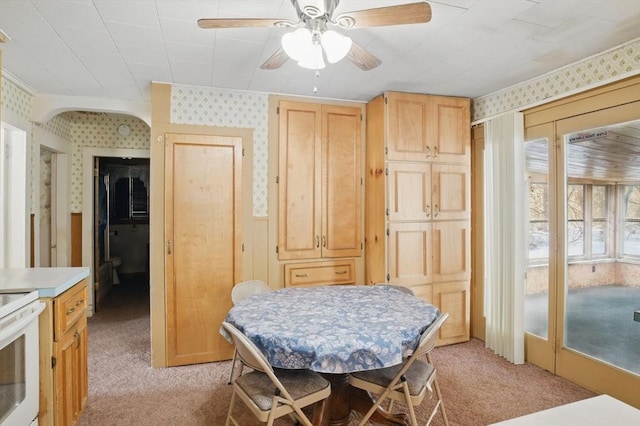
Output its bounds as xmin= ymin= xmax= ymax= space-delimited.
xmin=621 ymin=184 xmax=640 ymax=258
xmin=567 ymin=184 xmax=584 ymax=257
xmin=528 ymin=182 xmax=549 ymax=261
xmin=591 ymin=185 xmax=607 ymax=256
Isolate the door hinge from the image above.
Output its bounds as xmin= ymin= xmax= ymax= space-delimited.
xmin=360 ymin=113 xmax=363 ymax=121
xmin=52 ymin=356 xmax=56 ymax=368
xmin=275 ymin=245 xmax=279 ymax=254
xmin=242 ymin=148 xmax=245 ymax=157
xmin=361 ymin=177 xmax=363 ymax=185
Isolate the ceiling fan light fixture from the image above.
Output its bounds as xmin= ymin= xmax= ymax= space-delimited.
xmin=320 ymin=30 xmax=352 ymax=63
xmin=297 ymin=42 xmax=325 ymax=69
xmin=281 ymin=28 xmax=312 ymax=61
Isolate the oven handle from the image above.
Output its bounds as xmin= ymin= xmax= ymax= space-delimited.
xmin=0 ymin=302 xmax=46 ymax=350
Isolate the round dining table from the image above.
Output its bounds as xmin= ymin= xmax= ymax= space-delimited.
xmin=223 ymin=284 xmax=441 ymax=425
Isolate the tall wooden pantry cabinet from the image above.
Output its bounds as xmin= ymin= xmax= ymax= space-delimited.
xmin=276 ymin=100 xmax=364 ymax=287
xmin=365 ymin=91 xmax=471 ymax=345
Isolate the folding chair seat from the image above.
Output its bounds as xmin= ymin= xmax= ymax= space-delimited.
xmin=222 ymin=322 xmax=331 ymax=426
xmin=228 ymin=280 xmax=272 ymax=384
xmin=348 ymin=312 xmax=450 ymax=426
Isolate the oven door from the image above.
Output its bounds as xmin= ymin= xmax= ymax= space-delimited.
xmin=0 ymin=300 xmax=45 ymax=425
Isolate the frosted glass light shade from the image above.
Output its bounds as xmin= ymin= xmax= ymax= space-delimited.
xmin=282 ymin=28 xmax=312 ymax=61
xmin=321 ymin=30 xmax=352 ymax=63
xmin=297 ymin=43 xmax=325 ymax=69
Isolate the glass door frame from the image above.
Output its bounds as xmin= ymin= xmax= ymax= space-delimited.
xmin=554 ymin=101 xmax=640 ymax=408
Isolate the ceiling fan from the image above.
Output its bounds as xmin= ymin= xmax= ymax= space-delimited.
xmin=197 ymin=0 xmax=432 ymax=71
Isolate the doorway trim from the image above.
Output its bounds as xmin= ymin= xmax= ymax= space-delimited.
xmin=82 ymin=147 xmax=150 ymax=315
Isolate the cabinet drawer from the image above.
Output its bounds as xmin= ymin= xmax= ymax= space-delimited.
xmin=54 ymin=281 xmax=87 ymax=340
xmin=284 ymin=260 xmax=356 ymax=287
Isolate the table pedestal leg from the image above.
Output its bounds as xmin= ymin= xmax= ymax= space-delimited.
xmin=318 ymin=373 xmax=410 ymax=426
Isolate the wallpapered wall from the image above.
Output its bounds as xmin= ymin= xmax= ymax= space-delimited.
xmin=2 ymin=38 xmax=639 ymax=217
xmin=63 ymin=112 xmax=150 ymax=212
xmin=170 ymin=86 xmax=269 ymax=217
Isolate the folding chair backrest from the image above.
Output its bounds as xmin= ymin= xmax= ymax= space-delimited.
xmin=231 ymin=280 xmax=271 ymax=305
xmin=413 ymin=312 xmax=449 ymax=359
xmin=222 ymin=322 xmax=271 ymax=373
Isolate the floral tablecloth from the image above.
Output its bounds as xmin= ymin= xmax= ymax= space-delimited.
xmin=223 ymin=285 xmax=440 ymax=374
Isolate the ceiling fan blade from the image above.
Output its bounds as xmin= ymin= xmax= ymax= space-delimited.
xmin=260 ymin=48 xmax=290 ymax=70
xmin=346 ymin=41 xmax=382 ymax=71
xmin=197 ymin=18 xmax=291 ymax=29
xmin=336 ymin=2 xmax=432 ymax=29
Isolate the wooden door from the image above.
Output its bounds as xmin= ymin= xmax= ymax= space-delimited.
xmin=431 ymin=164 xmax=470 ymax=221
xmin=165 ymin=133 xmax=242 ymax=366
xmin=278 ymin=101 xmax=322 ymax=260
xmin=427 ymin=95 xmax=470 ymax=164
xmin=388 ymin=222 xmax=432 ymax=285
xmin=322 ymin=104 xmax=362 ymax=258
xmin=387 ymin=162 xmax=431 ymax=221
xmin=386 ymin=92 xmax=430 ymax=161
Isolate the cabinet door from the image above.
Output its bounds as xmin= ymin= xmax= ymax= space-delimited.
xmin=322 ymin=105 xmax=362 ymax=257
xmin=433 ymin=281 xmax=470 ymax=345
xmin=388 ymin=222 xmax=432 ymax=285
xmin=432 ymin=221 xmax=470 ymax=282
xmin=387 ymin=162 xmax=431 ymax=221
xmin=278 ymin=101 xmax=322 ymax=260
xmin=427 ymin=96 xmax=470 ymax=164
xmin=386 ymin=92 xmax=430 ymax=161
xmin=54 ymin=315 xmax=87 ymax=426
xmin=431 ymin=164 xmax=470 ymax=220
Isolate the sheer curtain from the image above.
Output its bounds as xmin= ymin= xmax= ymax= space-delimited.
xmin=483 ymin=112 xmax=525 ymax=364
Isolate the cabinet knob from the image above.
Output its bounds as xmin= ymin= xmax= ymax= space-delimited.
xmin=316 ymin=236 xmax=320 ymax=248
xmin=66 ymin=307 xmax=75 ymax=315
xmin=426 ymin=146 xmax=431 ymax=159
xmin=425 ymin=204 xmax=431 ymax=218
xmin=295 ymin=274 xmax=308 ymax=278
xmin=434 ymin=146 xmax=439 ymax=158
xmin=434 ymin=204 xmax=439 ymax=218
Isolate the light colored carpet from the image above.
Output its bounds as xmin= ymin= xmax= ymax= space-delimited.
xmin=79 ymin=279 xmax=595 ymax=425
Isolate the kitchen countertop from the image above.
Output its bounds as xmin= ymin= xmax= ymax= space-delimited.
xmin=0 ymin=267 xmax=90 ymax=297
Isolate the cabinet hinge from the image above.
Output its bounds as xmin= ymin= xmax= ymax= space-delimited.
xmin=385 ymin=168 xmax=388 ymax=176
xmin=384 ymin=96 xmax=388 ymax=105
xmin=361 ymin=242 xmax=363 ymax=250
xmin=386 ymin=208 xmax=389 ymax=216
xmin=242 ymin=243 xmax=245 ymax=252
xmin=275 ymin=245 xmax=279 ymax=254
xmin=361 ymin=177 xmax=363 ymax=185
xmin=242 ymin=148 xmax=245 ymax=157
xmin=386 ymin=228 xmax=389 ymax=236
xmin=384 ymin=147 xmax=388 ymax=156
xmin=360 ymin=113 xmax=363 ymax=122
xmin=276 ymin=175 xmax=279 ymax=184
xmin=52 ymin=356 xmax=56 ymax=368
xmin=386 ymin=273 xmax=390 ymax=281
xmin=277 ymin=106 xmax=280 ymax=114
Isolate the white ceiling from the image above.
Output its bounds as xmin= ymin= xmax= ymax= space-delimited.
xmin=0 ymin=0 xmax=639 ymax=103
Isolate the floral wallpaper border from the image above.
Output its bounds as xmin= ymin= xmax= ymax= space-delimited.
xmin=472 ymin=38 xmax=640 ymax=121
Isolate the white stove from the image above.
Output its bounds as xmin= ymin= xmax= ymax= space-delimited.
xmin=0 ymin=288 xmax=44 ymax=426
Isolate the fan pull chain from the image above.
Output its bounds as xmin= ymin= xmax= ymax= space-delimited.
xmin=313 ymin=70 xmax=320 ymax=94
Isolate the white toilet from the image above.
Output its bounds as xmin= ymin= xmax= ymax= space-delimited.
xmin=111 ymin=257 xmax=122 ymax=285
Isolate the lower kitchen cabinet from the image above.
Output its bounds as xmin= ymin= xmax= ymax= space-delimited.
xmin=39 ymin=279 xmax=88 ymax=426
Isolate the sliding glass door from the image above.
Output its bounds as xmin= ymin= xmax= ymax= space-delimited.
xmin=555 ymin=103 xmax=640 ymax=407
xmin=524 ymin=102 xmax=640 ymax=407
xmin=523 ymin=122 xmax=556 ymax=373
